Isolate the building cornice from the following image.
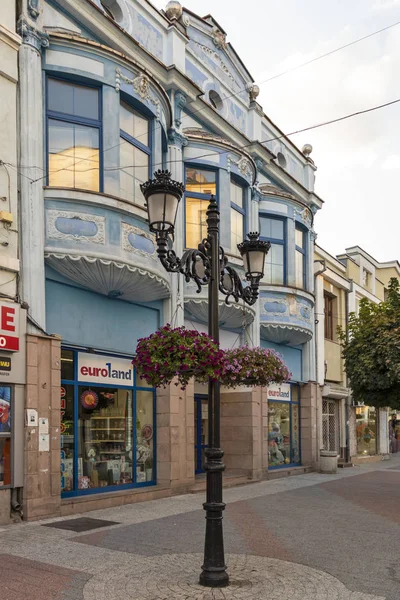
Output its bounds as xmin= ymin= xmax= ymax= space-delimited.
xmin=0 ymin=23 xmax=21 ymax=52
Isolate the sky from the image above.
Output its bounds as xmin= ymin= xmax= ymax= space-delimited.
xmin=155 ymin=0 xmax=400 ymax=262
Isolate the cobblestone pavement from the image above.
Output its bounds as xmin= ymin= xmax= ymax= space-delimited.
xmin=2 ymin=456 xmax=400 ymax=599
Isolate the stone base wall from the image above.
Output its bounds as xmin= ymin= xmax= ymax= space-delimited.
xmin=300 ymin=382 xmax=320 ymax=469
xmin=220 ymin=387 xmax=262 ymax=480
xmin=0 ymin=489 xmax=11 ymax=524
xmin=24 ymin=334 xmax=61 ymax=520
xmin=156 ymin=380 xmax=195 ymax=490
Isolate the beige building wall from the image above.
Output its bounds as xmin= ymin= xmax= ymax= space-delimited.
xmin=0 ymin=0 xmax=20 ymax=298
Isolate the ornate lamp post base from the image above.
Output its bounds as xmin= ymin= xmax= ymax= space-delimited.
xmin=199 ymin=447 xmax=229 ymax=587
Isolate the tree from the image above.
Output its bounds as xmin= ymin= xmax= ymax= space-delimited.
xmin=338 ymin=278 xmax=400 ymax=410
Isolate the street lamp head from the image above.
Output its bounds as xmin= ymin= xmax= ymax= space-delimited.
xmin=140 ymin=170 xmax=185 ymax=234
xmin=237 ymin=232 xmax=271 ymax=280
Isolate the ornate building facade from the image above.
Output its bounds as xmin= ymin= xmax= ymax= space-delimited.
xmin=0 ymin=0 xmax=325 ymax=522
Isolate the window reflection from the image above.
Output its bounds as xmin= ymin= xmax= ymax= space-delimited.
xmin=48 ymin=120 xmax=99 ymax=191
xmin=230 ymin=208 xmax=243 ymax=254
xmin=186 ymin=168 xmax=216 ymax=195
xmin=263 ymin=244 xmax=284 ymax=284
xmin=186 ymin=197 xmax=208 ymax=248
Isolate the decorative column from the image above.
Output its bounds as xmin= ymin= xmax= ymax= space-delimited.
xmin=166 ymin=127 xmax=187 ymax=328
xmin=17 ymin=17 xmax=49 ymax=331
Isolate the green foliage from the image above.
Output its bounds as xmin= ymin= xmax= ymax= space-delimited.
xmin=338 ymin=278 xmax=400 ymax=409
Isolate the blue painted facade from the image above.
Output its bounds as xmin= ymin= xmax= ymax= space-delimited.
xmin=17 ymin=0 xmax=324 ymax=505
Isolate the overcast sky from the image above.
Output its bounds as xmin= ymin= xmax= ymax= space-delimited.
xmin=156 ymin=0 xmax=400 ymax=262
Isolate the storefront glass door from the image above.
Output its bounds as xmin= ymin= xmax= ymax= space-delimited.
xmin=194 ymin=395 xmax=208 ymax=474
xmin=356 ymin=406 xmax=377 ymax=455
xmin=267 ymin=384 xmax=301 ymax=469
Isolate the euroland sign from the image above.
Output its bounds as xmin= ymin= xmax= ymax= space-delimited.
xmin=77 ymin=353 xmax=133 ymax=385
xmin=267 ymin=383 xmax=291 ymax=401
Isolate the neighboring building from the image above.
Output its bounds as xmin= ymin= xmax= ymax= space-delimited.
xmin=0 ymin=1 xmax=25 ymax=523
xmin=315 ymin=244 xmax=400 ymax=467
xmin=337 ymin=247 xmax=400 ymax=461
xmin=314 ymin=245 xmax=350 ymax=464
xmin=0 ymin=0 xmax=325 ymax=523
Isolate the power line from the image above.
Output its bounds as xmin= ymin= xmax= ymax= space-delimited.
xmin=24 ymin=93 xmax=400 ymax=182
xmin=258 ymin=19 xmax=400 ymax=85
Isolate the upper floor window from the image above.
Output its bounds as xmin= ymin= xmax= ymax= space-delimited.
xmin=47 ymin=78 xmax=101 ymax=192
xmin=324 ymin=293 xmax=334 ymax=340
xmin=119 ymin=101 xmax=150 ymax=207
xmin=260 ymin=216 xmax=285 ymax=285
xmin=185 ymin=167 xmax=216 ymax=248
xmin=295 ymin=225 xmax=306 ymax=289
xmin=230 ymin=179 xmax=245 ymax=255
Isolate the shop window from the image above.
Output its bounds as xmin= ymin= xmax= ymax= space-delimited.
xmin=60 ymin=349 xmax=156 ymax=496
xmin=230 ymin=179 xmax=245 ymax=254
xmin=185 ymin=167 xmax=217 ymax=248
xmin=268 ymin=384 xmax=300 ymax=468
xmin=119 ymin=101 xmax=150 ymax=207
xmin=0 ymin=386 xmax=11 ymax=487
xmin=295 ymin=225 xmax=306 ymax=289
xmin=324 ymin=294 xmax=334 ymax=340
xmin=47 ymin=78 xmax=101 ymax=192
xmin=259 ymin=215 xmax=285 ymax=285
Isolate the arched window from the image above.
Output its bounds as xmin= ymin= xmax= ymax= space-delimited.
xmin=119 ymin=101 xmax=150 ymax=207
xmin=185 ymin=167 xmax=217 ymax=248
xmin=47 ymin=78 xmax=101 ymax=192
xmin=230 ymin=178 xmax=245 ymax=254
xmin=259 ymin=215 xmax=285 ymax=285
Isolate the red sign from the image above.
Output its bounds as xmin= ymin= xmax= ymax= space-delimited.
xmin=60 ymin=387 xmax=66 ymax=398
xmin=0 ymin=303 xmax=19 ymax=352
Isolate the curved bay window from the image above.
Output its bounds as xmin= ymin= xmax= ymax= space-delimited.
xmin=230 ymin=179 xmax=245 ymax=254
xmin=60 ymin=349 xmax=156 ymax=496
xmin=119 ymin=101 xmax=150 ymax=206
xmin=295 ymin=225 xmax=307 ymax=289
xmin=47 ymin=78 xmax=101 ymax=191
xmin=260 ymin=215 xmax=285 ymax=285
xmin=185 ymin=167 xmax=217 ymax=248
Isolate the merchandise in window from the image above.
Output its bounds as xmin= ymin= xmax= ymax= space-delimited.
xmin=295 ymin=226 xmax=306 ymax=289
xmin=47 ymin=78 xmax=101 ymax=192
xmin=260 ymin=216 xmax=285 ymax=285
xmin=185 ymin=168 xmax=216 ymax=247
xmin=0 ymin=386 xmax=11 ymax=487
xmin=230 ymin=179 xmax=245 ymax=254
xmin=119 ymin=101 xmax=150 ymax=206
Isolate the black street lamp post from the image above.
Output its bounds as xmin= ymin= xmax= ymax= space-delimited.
xmin=141 ymin=170 xmax=270 ymax=588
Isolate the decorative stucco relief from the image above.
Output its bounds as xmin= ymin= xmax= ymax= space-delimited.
xmin=115 ymin=68 xmax=160 ymax=119
xmin=121 ymin=223 xmax=157 ymax=260
xmin=228 ymin=154 xmax=255 ymax=183
xmin=46 ymin=210 xmax=105 ymax=244
xmin=294 ymin=207 xmax=313 ymax=228
xmin=191 ymin=40 xmax=238 ymax=88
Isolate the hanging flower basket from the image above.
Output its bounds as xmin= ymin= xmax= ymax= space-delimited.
xmin=220 ymin=346 xmax=291 ymax=388
xmin=133 ymin=324 xmax=224 ymax=389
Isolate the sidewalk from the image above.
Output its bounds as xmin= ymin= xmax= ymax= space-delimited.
xmin=2 ymin=456 xmax=400 ymax=599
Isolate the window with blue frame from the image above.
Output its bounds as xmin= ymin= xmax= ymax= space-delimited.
xmin=259 ymin=215 xmax=285 ymax=285
xmin=185 ymin=167 xmax=217 ymax=248
xmin=119 ymin=100 xmax=151 ymax=207
xmin=230 ymin=178 xmax=245 ymax=254
xmin=60 ymin=349 xmax=156 ymax=496
xmin=47 ymin=78 xmax=101 ymax=192
xmin=295 ymin=225 xmax=307 ymax=289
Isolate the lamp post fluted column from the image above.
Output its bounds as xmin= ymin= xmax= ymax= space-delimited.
xmin=199 ymin=196 xmax=229 ymax=587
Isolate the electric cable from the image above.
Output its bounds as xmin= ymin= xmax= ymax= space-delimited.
xmin=25 ymin=93 xmax=400 ymax=184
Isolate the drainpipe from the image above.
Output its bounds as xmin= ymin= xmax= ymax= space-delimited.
xmin=314 ymin=260 xmax=326 ymax=468
xmin=344 ymin=283 xmax=351 ymax=464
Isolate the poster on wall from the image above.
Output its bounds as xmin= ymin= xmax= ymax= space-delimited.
xmin=0 ymin=386 xmax=11 ymax=433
